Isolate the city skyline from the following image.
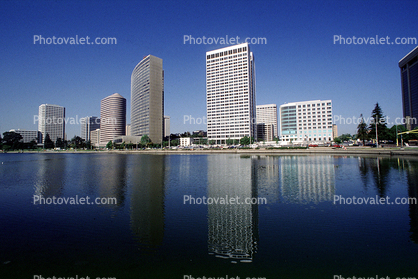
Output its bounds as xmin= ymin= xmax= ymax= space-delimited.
xmin=1 ymin=1 xmax=418 ymax=138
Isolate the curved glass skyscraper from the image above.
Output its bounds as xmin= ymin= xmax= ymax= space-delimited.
xmin=131 ymin=55 xmax=164 ymax=144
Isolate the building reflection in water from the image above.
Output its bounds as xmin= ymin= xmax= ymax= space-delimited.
xmin=357 ymin=157 xmax=391 ymax=197
xmin=405 ymin=159 xmax=418 ymax=244
xmin=130 ymin=155 xmax=166 ymax=249
xmin=98 ymin=154 xmax=128 ymax=208
xmin=251 ymin=155 xmax=280 ymax=203
xmin=279 ymin=156 xmax=335 ymax=204
xmin=34 ymin=154 xmax=66 ymax=198
xmin=207 ymin=155 xmax=258 ymax=263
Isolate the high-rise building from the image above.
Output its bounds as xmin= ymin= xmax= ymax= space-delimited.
xmin=280 ymin=100 xmax=333 ymax=143
xmin=399 ymin=46 xmax=418 ymax=130
xmin=256 ymin=123 xmax=274 ymax=142
xmin=164 ymin=116 xmax=170 ymax=138
xmin=256 ymin=104 xmax=278 ymax=139
xmin=90 ymin=129 xmax=100 ymax=148
xmin=206 ymin=43 xmax=256 ymax=144
xmin=100 ymin=93 xmax=126 ymax=146
xmin=332 ymin=124 xmax=338 ymax=139
xmin=38 ymin=104 xmax=65 ymax=143
xmin=80 ymin=116 xmax=100 ymax=141
xmin=131 ymin=55 xmax=164 ymax=144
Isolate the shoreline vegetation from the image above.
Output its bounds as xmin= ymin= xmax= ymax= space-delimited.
xmin=3 ymin=147 xmax=418 ymax=156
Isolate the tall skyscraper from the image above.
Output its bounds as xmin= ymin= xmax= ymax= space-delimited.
xmin=164 ymin=116 xmax=170 ymax=138
xmin=38 ymin=104 xmax=65 ymax=143
xmin=256 ymin=104 xmax=278 ymax=139
xmin=280 ymin=100 xmax=333 ymax=143
xmin=206 ymin=43 xmax=256 ymax=144
xmin=80 ymin=116 xmax=100 ymax=141
xmin=131 ymin=55 xmax=164 ymax=144
xmin=399 ymin=46 xmax=418 ymax=130
xmin=100 ymin=93 xmax=126 ymax=146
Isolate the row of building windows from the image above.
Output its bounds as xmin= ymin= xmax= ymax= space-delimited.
xmin=206 ymin=47 xmax=248 ymax=60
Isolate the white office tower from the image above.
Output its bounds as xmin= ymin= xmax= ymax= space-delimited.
xmin=38 ymin=104 xmax=65 ymax=143
xmin=206 ymin=43 xmax=256 ymax=144
xmin=280 ymin=100 xmax=333 ymax=143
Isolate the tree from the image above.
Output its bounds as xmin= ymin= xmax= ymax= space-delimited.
xmin=170 ymin=139 xmax=179 ymax=146
xmin=0 ymin=134 xmax=2 ymax=149
xmin=389 ymin=125 xmax=418 ymax=143
xmin=357 ymin=114 xmax=369 ymax=146
xmin=368 ymin=103 xmax=389 ymax=141
xmin=85 ymin=140 xmax=92 ymax=150
xmin=340 ymin=134 xmax=352 ymax=142
xmin=28 ymin=139 xmax=37 ymax=149
xmin=55 ymin=138 xmax=65 ymax=149
xmin=70 ymin=136 xmax=85 ymax=149
xmin=209 ymin=140 xmax=215 ymax=145
xmin=2 ymin=131 xmax=23 ymax=150
xmin=226 ymin=138 xmax=233 ymax=145
xmin=106 ymin=140 xmax=113 ymax=149
xmin=44 ymin=133 xmax=54 ymax=149
xmin=180 ymin=131 xmax=191 ymax=137
xmin=240 ymin=136 xmax=251 ymax=146
xmin=333 ymin=137 xmax=342 ymax=144
xmin=141 ymin=134 xmax=150 ymax=146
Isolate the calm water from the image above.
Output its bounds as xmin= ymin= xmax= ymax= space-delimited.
xmin=1 ymin=153 xmax=418 ymax=279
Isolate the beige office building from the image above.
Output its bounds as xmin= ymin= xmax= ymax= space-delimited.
xmin=99 ymin=93 xmax=126 ymax=146
xmin=131 ymin=55 xmax=164 ymax=144
xmin=256 ymin=104 xmax=278 ymax=139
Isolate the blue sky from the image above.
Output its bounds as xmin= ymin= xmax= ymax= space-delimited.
xmin=1 ymin=0 xmax=417 ymax=138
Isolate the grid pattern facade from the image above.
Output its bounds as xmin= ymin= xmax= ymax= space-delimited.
xmin=100 ymin=93 xmax=126 ymax=146
xmin=256 ymin=104 xmax=278 ymax=138
xmin=206 ymin=43 xmax=256 ymax=144
xmin=207 ymin=156 xmax=258 ymax=262
xmin=38 ymin=104 xmax=65 ymax=143
xmin=280 ymin=100 xmax=333 ymax=142
xmin=131 ymin=55 xmax=164 ymax=144
xmin=90 ymin=129 xmax=100 ymax=147
xmin=399 ymin=46 xmax=418 ymax=130
xmin=280 ymin=156 xmax=335 ymax=204
xmin=80 ymin=116 xmax=100 ymax=141
xmin=257 ymin=123 xmax=274 ymax=142
xmin=10 ymin=129 xmax=42 ymax=143
xmin=164 ymin=116 xmax=170 ymax=138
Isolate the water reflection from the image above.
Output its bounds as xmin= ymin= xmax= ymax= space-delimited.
xmin=98 ymin=154 xmax=128 ymax=207
xmin=130 ymin=155 xmax=166 ymax=249
xmin=358 ymin=157 xmax=392 ymax=197
xmin=406 ymin=160 xmax=418 ymax=243
xmin=34 ymin=155 xmax=66 ymax=197
xmin=207 ymin=155 xmax=259 ymax=263
xmin=279 ymin=156 xmax=335 ymax=204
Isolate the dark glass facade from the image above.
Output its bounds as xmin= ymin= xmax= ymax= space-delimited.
xmin=399 ymin=46 xmax=418 ymax=130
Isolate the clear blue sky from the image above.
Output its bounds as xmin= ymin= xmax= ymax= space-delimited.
xmin=1 ymin=0 xmax=417 ymax=138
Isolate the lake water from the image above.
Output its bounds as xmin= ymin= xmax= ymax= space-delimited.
xmin=1 ymin=153 xmax=418 ymax=279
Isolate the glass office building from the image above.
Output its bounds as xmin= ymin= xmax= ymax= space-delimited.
xmin=399 ymin=46 xmax=418 ymax=130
